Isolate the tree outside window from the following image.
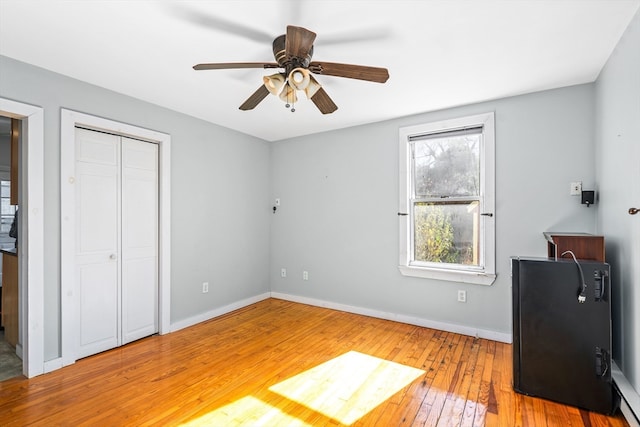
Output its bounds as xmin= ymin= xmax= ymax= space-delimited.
xmin=398 ymin=112 xmax=495 ymax=285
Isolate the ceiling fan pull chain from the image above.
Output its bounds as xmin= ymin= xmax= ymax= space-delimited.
xmin=288 ymin=87 xmax=295 ymax=112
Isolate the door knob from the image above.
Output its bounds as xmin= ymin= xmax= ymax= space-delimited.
xmin=629 ymin=208 xmax=640 ymax=215
xmin=109 ymin=254 xmax=117 ymax=260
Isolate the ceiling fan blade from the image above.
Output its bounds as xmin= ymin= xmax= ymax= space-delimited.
xmin=309 ymin=61 xmax=389 ymax=83
xmin=318 ymin=27 xmax=392 ymax=46
xmin=285 ymin=26 xmax=316 ymax=59
xmin=239 ymin=85 xmax=270 ymax=111
xmin=169 ymin=5 xmax=273 ymax=43
xmin=310 ymin=88 xmax=338 ymax=114
xmin=194 ymin=62 xmax=280 ymax=71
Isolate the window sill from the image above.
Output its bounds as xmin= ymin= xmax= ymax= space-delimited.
xmin=398 ymin=265 xmax=496 ymax=286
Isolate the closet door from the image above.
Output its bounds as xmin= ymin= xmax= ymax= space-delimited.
xmin=74 ymin=129 xmax=159 ymax=359
xmin=75 ymin=128 xmax=121 ymax=359
xmin=121 ymin=137 xmax=158 ymax=344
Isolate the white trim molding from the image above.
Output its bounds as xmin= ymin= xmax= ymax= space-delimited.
xmin=43 ymin=357 xmax=64 ymax=374
xmin=398 ymin=265 xmax=496 ymax=285
xmin=613 ymin=361 xmax=640 ymax=427
xmin=270 ymin=292 xmax=512 ymax=343
xmin=170 ymin=293 xmax=272 ymax=333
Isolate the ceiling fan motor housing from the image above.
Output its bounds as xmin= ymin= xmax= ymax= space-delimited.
xmin=272 ymin=34 xmax=313 ymax=73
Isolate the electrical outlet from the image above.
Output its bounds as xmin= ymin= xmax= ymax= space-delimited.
xmin=275 ymin=198 xmax=281 ymax=206
xmin=570 ymin=181 xmax=582 ymax=196
xmin=457 ymin=290 xmax=466 ymax=303
xmin=303 ymin=271 xmax=309 ymax=281
xmin=281 ymin=268 xmax=287 ymax=278
xmin=202 ymin=282 xmax=209 ymax=293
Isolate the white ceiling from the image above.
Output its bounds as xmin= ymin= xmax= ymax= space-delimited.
xmin=1 ymin=1 xmax=639 ymax=141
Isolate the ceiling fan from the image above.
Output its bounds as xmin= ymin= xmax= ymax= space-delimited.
xmin=193 ymin=25 xmax=389 ymax=114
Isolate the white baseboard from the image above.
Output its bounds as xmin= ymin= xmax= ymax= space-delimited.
xmin=270 ymin=292 xmax=512 ymax=344
xmin=44 ymin=357 xmax=64 ymax=374
xmin=169 ymin=292 xmax=271 ymax=333
xmin=39 ymin=291 xmax=509 ymax=376
xmin=613 ymin=361 xmax=640 ymax=427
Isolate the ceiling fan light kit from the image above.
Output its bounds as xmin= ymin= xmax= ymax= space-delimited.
xmin=193 ymin=25 xmax=389 ymax=114
xmin=279 ymin=82 xmax=298 ymax=108
xmin=304 ymin=75 xmax=322 ymax=99
xmin=263 ymin=73 xmax=285 ymax=95
xmin=289 ymin=68 xmax=310 ymax=91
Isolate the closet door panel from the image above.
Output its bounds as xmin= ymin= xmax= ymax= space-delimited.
xmin=122 ymin=257 xmax=157 ymax=342
xmin=78 ymin=262 xmax=118 ymax=355
xmin=75 ymin=128 xmax=120 ymax=358
xmin=121 ymin=137 xmax=158 ymax=344
xmin=77 ymin=167 xmax=119 ymax=254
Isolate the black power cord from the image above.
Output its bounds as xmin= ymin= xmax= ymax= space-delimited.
xmin=561 ymin=250 xmax=587 ymax=303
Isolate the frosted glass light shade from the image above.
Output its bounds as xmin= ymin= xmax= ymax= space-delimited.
xmin=263 ymin=73 xmax=285 ymax=95
xmin=288 ymin=68 xmax=310 ymax=91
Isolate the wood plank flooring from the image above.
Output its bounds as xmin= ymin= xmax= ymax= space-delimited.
xmin=0 ymin=299 xmax=629 ymax=426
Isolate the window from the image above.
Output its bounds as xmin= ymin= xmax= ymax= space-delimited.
xmin=398 ymin=112 xmax=495 ymax=285
xmin=1 ymin=180 xmax=17 ymax=246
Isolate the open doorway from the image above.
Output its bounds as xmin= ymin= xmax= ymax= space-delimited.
xmin=0 ymin=115 xmax=22 ymax=380
xmin=0 ymin=98 xmax=44 ymax=379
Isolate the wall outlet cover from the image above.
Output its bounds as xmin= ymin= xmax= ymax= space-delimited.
xmin=457 ymin=290 xmax=466 ymax=303
xmin=570 ymin=181 xmax=582 ymax=196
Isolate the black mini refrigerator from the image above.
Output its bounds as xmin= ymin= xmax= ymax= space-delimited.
xmin=511 ymin=257 xmax=617 ymax=414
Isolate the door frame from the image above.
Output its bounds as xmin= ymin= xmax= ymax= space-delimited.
xmin=60 ymin=109 xmax=171 ymax=366
xmin=0 ymin=97 xmax=45 ymax=378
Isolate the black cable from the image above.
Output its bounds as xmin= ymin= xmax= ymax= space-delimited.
xmin=601 ymin=353 xmax=609 ymax=377
xmin=561 ymin=250 xmax=587 ymax=303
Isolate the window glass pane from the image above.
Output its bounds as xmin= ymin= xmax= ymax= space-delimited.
xmin=2 ymin=198 xmax=13 ymax=215
xmin=2 ymin=198 xmax=16 ymax=215
xmin=1 ymin=181 xmax=9 ymax=198
xmin=1 ymin=217 xmax=12 ymax=233
xmin=413 ymin=134 xmax=480 ymax=198
xmin=1 ymin=180 xmax=17 ymax=235
xmin=413 ymin=201 xmax=480 ymax=266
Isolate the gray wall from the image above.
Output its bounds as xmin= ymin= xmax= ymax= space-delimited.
xmin=595 ymin=9 xmax=640 ymax=393
xmin=270 ymin=83 xmax=597 ymax=337
xmin=0 ymin=55 xmax=271 ymax=361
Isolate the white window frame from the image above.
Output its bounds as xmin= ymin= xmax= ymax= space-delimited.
xmin=398 ymin=112 xmax=496 ymax=285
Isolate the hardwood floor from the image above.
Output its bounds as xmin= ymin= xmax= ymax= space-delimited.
xmin=0 ymin=299 xmax=629 ymax=426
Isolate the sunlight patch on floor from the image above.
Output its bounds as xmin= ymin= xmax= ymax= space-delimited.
xmin=181 ymin=395 xmax=310 ymax=427
xmin=269 ymin=350 xmax=425 ymax=425
xmin=181 ymin=351 xmax=424 ymax=426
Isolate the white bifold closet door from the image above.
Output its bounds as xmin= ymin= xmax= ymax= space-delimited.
xmin=74 ymin=127 xmax=158 ymax=359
